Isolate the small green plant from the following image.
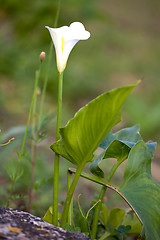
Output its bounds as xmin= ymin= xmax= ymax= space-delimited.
xmin=43 ymin=18 xmax=160 ymax=240
xmin=1 ymin=2 xmax=160 ymax=240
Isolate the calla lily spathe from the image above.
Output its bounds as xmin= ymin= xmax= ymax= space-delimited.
xmin=45 ymin=22 xmax=90 ymax=73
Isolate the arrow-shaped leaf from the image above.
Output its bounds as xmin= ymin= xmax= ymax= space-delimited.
xmin=120 ymin=141 xmax=160 ymax=240
xmin=51 ymin=82 xmax=139 ymax=166
xmin=90 ymin=125 xmax=156 ymax=177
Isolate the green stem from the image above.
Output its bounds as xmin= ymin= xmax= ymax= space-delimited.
xmin=52 ymin=72 xmax=63 ymax=226
xmin=48 ymin=0 xmax=62 ymax=226
xmin=6 ymin=68 xmax=41 ymax=208
xmin=56 ymin=73 xmax=63 ymax=140
xmin=91 ymin=160 xmax=123 ymax=239
xmin=67 ymin=169 xmax=74 ymax=226
xmin=37 ymin=45 xmax=53 ymax=134
xmin=28 ymin=141 xmax=37 ymax=212
xmin=91 ymin=186 xmax=106 ymax=239
xmin=69 ymin=168 xmax=117 ymax=188
xmin=28 ymin=82 xmax=38 ymax=212
xmin=61 ymin=163 xmax=85 ymax=229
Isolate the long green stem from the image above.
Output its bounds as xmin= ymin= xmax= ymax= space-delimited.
xmin=6 ymin=68 xmax=40 ymax=208
xmin=39 ymin=0 xmax=62 ymax=226
xmin=52 ymin=72 xmax=63 ymax=226
xmin=61 ymin=163 xmax=85 ymax=229
xmin=67 ymin=169 xmax=74 ymax=226
xmin=91 ymin=160 xmax=125 ymax=239
xmin=28 ymin=80 xmax=38 ymax=212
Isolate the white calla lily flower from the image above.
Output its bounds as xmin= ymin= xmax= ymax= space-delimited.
xmin=45 ymin=22 xmax=90 ymax=73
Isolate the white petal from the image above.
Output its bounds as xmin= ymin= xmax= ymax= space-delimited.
xmin=69 ymin=22 xmax=90 ymax=40
xmin=45 ymin=22 xmax=90 ymax=73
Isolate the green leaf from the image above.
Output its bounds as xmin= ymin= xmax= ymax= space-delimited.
xmin=51 ymin=82 xmax=139 ymax=166
xmin=7 ymin=167 xmax=24 ymax=182
xmin=113 ymin=225 xmax=131 ymax=236
xmin=99 ymin=203 xmax=109 ymax=228
xmin=43 ymin=206 xmax=53 ymax=224
xmin=65 ymin=223 xmax=76 ymax=232
xmin=65 ymin=223 xmax=81 ymax=233
xmin=90 ymin=125 xmax=156 ymax=177
xmin=120 ymin=141 xmax=160 ymax=240
xmin=90 ymin=125 xmax=142 ymax=177
xmin=51 ymin=139 xmax=75 ymax=163
xmin=89 ymin=151 xmax=106 ymax=178
xmin=43 ymin=206 xmax=61 ymax=225
xmin=77 ymin=195 xmax=90 ymax=236
xmin=122 ymin=210 xmax=142 ymax=234
xmin=99 ymin=125 xmax=142 ymax=150
xmin=108 ymin=208 xmax=125 ymax=233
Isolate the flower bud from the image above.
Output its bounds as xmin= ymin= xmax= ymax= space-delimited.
xmin=40 ymin=51 xmax=46 ymax=62
xmin=36 ymin=87 xmax=41 ymax=96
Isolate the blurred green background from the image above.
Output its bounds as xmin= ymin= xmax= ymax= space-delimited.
xmin=0 ymin=0 xmax=160 ymax=217
xmin=1 ymin=0 xmax=160 ymax=137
